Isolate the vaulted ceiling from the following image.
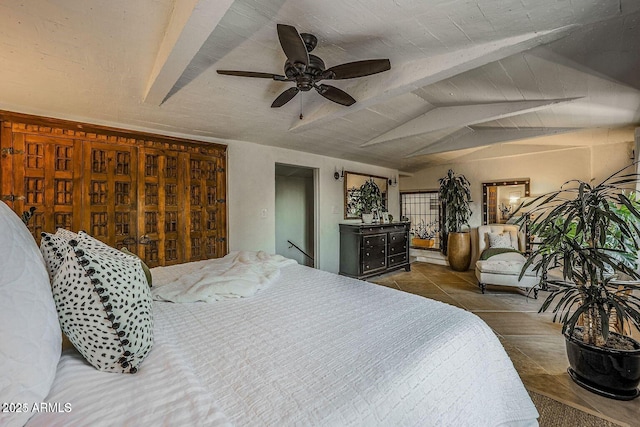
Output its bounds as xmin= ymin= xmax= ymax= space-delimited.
xmin=0 ymin=0 xmax=639 ymax=172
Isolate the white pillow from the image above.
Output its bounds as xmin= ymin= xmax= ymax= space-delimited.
xmin=0 ymin=202 xmax=61 ymax=427
xmin=42 ymin=232 xmax=154 ymax=373
xmin=488 ymin=232 xmax=514 ymax=249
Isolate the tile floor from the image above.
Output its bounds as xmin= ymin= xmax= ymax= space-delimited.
xmin=369 ymin=262 xmax=640 ymax=426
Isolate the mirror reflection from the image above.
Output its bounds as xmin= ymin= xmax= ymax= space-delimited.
xmin=482 ymin=179 xmax=530 ymax=224
xmin=344 ymin=172 xmax=388 ymax=219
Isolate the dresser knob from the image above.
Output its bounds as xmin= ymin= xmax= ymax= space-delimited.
xmin=366 ymin=252 xmax=370 ymax=256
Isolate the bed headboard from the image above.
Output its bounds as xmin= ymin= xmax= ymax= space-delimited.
xmin=477 ymin=224 xmax=522 ymax=253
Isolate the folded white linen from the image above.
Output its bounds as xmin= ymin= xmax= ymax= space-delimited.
xmin=151 ymin=251 xmax=297 ymax=303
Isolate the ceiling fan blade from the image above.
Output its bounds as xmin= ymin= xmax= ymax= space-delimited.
xmin=315 ymin=84 xmax=356 ymax=106
xmin=217 ymin=70 xmax=288 ymax=81
xmin=277 ymin=24 xmax=309 ymax=69
xmin=271 ymin=87 xmax=300 ymax=108
xmin=323 ymin=59 xmax=390 ymax=80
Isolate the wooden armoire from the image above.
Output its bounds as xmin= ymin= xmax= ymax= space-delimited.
xmin=0 ymin=111 xmax=227 ymax=267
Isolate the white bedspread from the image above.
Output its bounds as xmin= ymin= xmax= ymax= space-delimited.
xmin=31 ymin=258 xmax=538 ymax=426
xmin=151 ymin=250 xmax=297 ymax=302
xmin=154 ymin=262 xmax=538 ymax=426
xmin=26 ymin=330 xmax=231 ymax=426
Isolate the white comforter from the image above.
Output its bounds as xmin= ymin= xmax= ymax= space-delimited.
xmin=30 ymin=257 xmax=538 ymax=426
xmin=151 ymin=250 xmax=297 ymax=302
xmin=26 ymin=330 xmax=231 ymax=426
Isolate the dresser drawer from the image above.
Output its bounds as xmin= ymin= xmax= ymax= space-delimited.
xmin=388 ymin=240 xmax=407 ymax=256
xmin=362 ymin=246 xmax=386 ymax=262
xmin=388 ymin=253 xmax=408 ymax=267
xmin=363 ymin=257 xmax=386 ymax=273
xmin=388 ymin=231 xmax=407 ymax=244
xmin=362 ymin=233 xmax=387 ymax=248
xmin=362 ymin=224 xmax=406 ymax=234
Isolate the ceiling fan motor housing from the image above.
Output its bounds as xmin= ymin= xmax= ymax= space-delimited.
xmin=285 ymin=54 xmax=326 ymax=91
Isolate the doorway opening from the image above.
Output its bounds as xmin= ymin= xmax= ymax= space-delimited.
xmin=275 ymin=163 xmax=317 ymax=267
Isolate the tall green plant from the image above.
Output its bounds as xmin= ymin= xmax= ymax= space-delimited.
xmin=520 ymin=164 xmax=640 ymax=347
xmin=438 ymin=169 xmax=472 ymax=233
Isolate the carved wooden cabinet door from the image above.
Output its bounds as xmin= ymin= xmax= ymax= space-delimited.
xmin=1 ymin=129 xmax=83 ymax=245
xmin=1 ymin=115 xmax=227 ymax=266
xmin=137 ymin=147 xmax=189 ymax=267
xmin=136 ymin=148 xmax=227 ymax=266
xmin=82 ymin=141 xmax=138 ymax=252
xmin=187 ymin=153 xmax=226 ymax=262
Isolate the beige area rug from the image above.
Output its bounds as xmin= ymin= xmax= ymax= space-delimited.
xmin=528 ymin=389 xmax=629 ymax=427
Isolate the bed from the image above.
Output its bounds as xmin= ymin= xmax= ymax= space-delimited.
xmin=0 ymin=202 xmax=538 ymax=426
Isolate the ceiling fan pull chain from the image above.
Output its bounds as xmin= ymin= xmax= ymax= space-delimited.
xmin=299 ymin=94 xmax=304 ymax=120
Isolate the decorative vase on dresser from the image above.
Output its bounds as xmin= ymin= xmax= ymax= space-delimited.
xmin=339 ymin=222 xmax=410 ymax=280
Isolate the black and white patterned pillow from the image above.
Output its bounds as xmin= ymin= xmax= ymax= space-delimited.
xmin=41 ymin=232 xmax=154 ymax=373
xmin=40 ymin=233 xmax=71 ymax=280
xmin=55 ymin=228 xmax=79 ymax=241
xmin=76 ymin=231 xmax=137 ymax=260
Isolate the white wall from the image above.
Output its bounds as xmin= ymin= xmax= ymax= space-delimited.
xmin=590 ymin=141 xmax=636 ymax=185
xmin=401 ymin=142 xmax=634 ymax=263
xmin=227 ymin=140 xmax=400 ymax=273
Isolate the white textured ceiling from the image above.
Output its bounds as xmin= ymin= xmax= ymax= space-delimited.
xmin=0 ymin=0 xmax=639 ymax=172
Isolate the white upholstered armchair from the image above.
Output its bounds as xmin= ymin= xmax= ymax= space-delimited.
xmin=475 ymin=224 xmax=538 ymax=297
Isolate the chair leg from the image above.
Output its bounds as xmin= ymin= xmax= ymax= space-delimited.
xmin=478 ymin=282 xmax=486 ymax=294
xmin=533 ymin=288 xmax=539 ymax=299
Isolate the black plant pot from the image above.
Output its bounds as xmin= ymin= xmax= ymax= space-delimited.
xmin=565 ymin=328 xmax=640 ymax=400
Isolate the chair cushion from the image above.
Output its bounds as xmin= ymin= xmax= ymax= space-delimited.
xmin=476 ymin=259 xmax=536 ymax=277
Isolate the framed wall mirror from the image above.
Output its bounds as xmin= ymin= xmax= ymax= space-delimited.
xmin=344 ymin=172 xmax=388 ymax=219
xmin=482 ymin=179 xmax=530 ymax=225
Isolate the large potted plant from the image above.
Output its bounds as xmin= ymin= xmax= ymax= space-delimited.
xmin=439 ymin=169 xmax=472 ymax=271
xmin=357 ymin=178 xmax=383 ymax=224
xmin=520 ymin=164 xmax=640 ymax=400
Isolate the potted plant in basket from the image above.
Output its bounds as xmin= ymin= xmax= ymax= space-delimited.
xmin=519 ymin=164 xmax=640 ymax=400
xmin=439 ymin=169 xmax=472 ymax=271
xmin=357 ymin=178 xmax=383 ymax=224
xmin=411 ymin=219 xmax=439 ymax=248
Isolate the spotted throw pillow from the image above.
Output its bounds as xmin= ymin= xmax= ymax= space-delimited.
xmin=40 ymin=232 xmax=154 ymax=373
xmin=121 ymin=247 xmax=153 ymax=287
xmin=488 ymin=232 xmax=515 ymax=249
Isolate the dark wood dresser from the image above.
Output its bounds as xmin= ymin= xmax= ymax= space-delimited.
xmin=339 ymin=222 xmax=411 ymax=279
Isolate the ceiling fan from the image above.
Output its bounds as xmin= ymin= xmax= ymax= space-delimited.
xmin=217 ymin=24 xmax=391 ymax=109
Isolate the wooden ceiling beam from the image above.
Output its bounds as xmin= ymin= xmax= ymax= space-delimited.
xmin=405 ymin=127 xmax=581 ymax=157
xmin=288 ymin=25 xmax=577 ymax=133
xmin=143 ymin=0 xmax=235 ymax=105
xmin=364 ymin=98 xmax=581 ymax=147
